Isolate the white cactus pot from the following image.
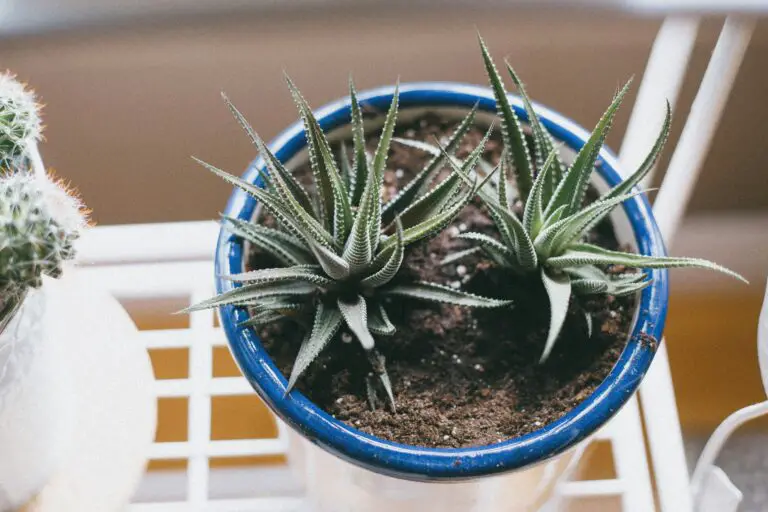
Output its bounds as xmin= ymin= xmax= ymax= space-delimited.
xmin=0 ymin=270 xmax=156 ymax=511
xmin=0 ymin=289 xmax=76 ymax=510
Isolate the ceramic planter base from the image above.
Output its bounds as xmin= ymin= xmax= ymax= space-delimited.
xmin=0 ymin=270 xmax=156 ymax=512
xmin=288 ymin=430 xmax=575 ymax=512
xmin=0 ymin=290 xmax=76 ymax=511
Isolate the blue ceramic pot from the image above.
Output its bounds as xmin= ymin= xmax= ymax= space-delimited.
xmin=215 ymin=82 xmax=669 ymax=481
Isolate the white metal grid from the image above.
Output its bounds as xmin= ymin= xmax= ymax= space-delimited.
xmin=76 ymin=221 xmax=662 ymax=511
xmin=69 ymin=14 xmax=753 ymax=511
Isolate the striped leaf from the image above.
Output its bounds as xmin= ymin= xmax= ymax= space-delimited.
xmin=360 ymin=217 xmax=404 ymax=288
xmin=287 ymin=303 xmax=343 ymax=391
xmin=383 ymin=281 xmax=512 ymax=308
xmin=478 ymin=34 xmax=533 ymax=201
xmin=505 ymin=61 xmax=565 ymax=199
xmin=548 ymin=243 xmax=748 ymax=283
xmin=540 ymin=268 xmax=571 ymax=363
xmin=546 ymin=79 xmax=632 ymax=217
xmin=338 ymin=295 xmax=375 ymax=351
xmin=383 ymin=103 xmax=478 ymax=224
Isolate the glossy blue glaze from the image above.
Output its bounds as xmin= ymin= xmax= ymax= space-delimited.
xmin=215 ymin=82 xmax=669 ymax=481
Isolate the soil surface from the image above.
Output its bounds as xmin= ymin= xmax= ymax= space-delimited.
xmin=251 ymin=113 xmax=636 ymax=448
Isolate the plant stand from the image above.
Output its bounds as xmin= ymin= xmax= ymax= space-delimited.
xmin=69 ymin=14 xmax=755 ymax=512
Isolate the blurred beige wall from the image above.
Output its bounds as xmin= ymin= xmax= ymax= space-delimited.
xmin=1 ymin=8 xmax=766 ymax=225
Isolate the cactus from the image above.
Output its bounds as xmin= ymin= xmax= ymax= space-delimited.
xmin=0 ymin=72 xmax=42 ymax=173
xmin=0 ymin=174 xmax=78 ymax=313
xmin=0 ymin=74 xmax=85 ymax=331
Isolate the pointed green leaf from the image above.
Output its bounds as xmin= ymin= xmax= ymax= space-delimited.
xmin=547 ymin=79 xmax=632 ymax=217
xmin=497 ymin=151 xmax=510 ymax=211
xmin=360 ymin=217 xmax=404 ymax=288
xmin=340 ymin=142 xmax=352 ymax=190
xmin=222 ymin=266 xmax=332 ymax=288
xmin=194 ymin=158 xmax=328 ymax=247
xmin=287 ymin=303 xmax=343 ymax=391
xmin=239 ymin=310 xmax=286 ymax=328
xmin=185 ymin=281 xmax=317 ymax=312
xmin=571 ymin=279 xmax=610 ymax=295
xmin=523 ymin=148 xmax=558 ymax=237
xmin=534 ymin=190 xmax=644 ymax=258
xmin=383 ymin=281 xmax=512 ymax=308
xmin=398 ymin=126 xmax=492 ymax=229
xmin=369 ymin=83 xmax=400 ymax=249
xmin=221 ymin=216 xmax=313 ymax=266
xmin=603 ymin=101 xmax=671 ymax=201
xmin=540 ymin=268 xmax=571 ymax=363
xmin=504 ymin=61 xmax=566 ymax=199
xmin=307 ymin=237 xmax=350 ymax=280
xmin=478 ymin=34 xmax=533 ymax=200
xmin=368 ymin=301 xmax=396 ymax=336
xmin=457 ymin=232 xmax=514 ymax=266
xmin=338 ymin=295 xmax=376 ymax=350
xmin=221 ymin=93 xmax=315 ymax=216
xmin=444 ymin=150 xmax=537 ymax=271
xmin=383 ymin=104 xmax=479 ymax=224
xmin=440 ymin=246 xmax=481 ymax=266
xmin=348 ymin=78 xmax=369 ymax=207
xmin=549 ymin=243 xmax=748 ymax=283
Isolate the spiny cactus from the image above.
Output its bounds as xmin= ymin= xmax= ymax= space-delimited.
xmin=430 ymin=37 xmax=746 ymax=362
xmin=0 ymin=73 xmax=42 ymax=173
xmin=188 ymin=76 xmax=509 ymax=409
xmin=0 ymin=173 xmax=79 ymax=326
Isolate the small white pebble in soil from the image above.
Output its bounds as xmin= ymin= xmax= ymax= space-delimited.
xmin=449 ymin=281 xmax=461 ymax=289
xmin=458 ymin=223 xmax=468 ymax=232
xmin=405 ymin=128 xmax=416 ymax=137
xmin=610 ymin=310 xmax=618 ymax=318
xmin=439 ymin=349 xmax=446 ymax=356
xmin=451 ymin=353 xmax=458 ymax=359
xmin=456 ymin=265 xmax=467 ymax=276
xmin=355 ymin=420 xmax=361 ymax=426
xmin=474 ymin=364 xmax=484 ymax=372
xmin=455 ymin=358 xmax=462 ymax=364
xmin=443 ymin=435 xmax=450 ymax=441
xmin=451 ymin=427 xmax=458 ymax=436
xmin=534 ymin=421 xmax=542 ymax=427
xmin=395 ymin=168 xmax=405 ymax=179
xmin=404 ymin=379 xmax=411 ymax=387
xmin=341 ymin=333 xmax=353 ymax=343
xmin=447 ymin=226 xmax=460 ymax=237
xmin=336 ymin=397 xmax=344 ymax=404
xmin=462 ymin=275 xmax=471 ymax=284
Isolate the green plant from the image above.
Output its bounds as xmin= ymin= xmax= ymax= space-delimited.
xmin=435 ymin=37 xmax=746 ymax=362
xmin=0 ymin=72 xmax=42 ymax=173
xmin=0 ymin=173 xmax=79 ymax=329
xmin=188 ymin=77 xmax=510 ymax=409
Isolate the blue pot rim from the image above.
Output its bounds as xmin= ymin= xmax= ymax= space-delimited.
xmin=214 ymin=82 xmax=669 ymax=481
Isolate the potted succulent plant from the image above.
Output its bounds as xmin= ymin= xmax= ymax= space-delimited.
xmin=0 ymin=73 xmax=155 ymax=512
xmin=192 ymin=36 xmax=744 ymax=510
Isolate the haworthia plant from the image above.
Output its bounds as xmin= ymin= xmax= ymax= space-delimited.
xmin=189 ymin=76 xmax=510 ymax=410
xmin=436 ymin=36 xmax=747 ymax=362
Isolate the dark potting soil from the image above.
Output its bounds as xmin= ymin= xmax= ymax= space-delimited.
xmin=251 ymin=113 xmax=637 ymax=448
